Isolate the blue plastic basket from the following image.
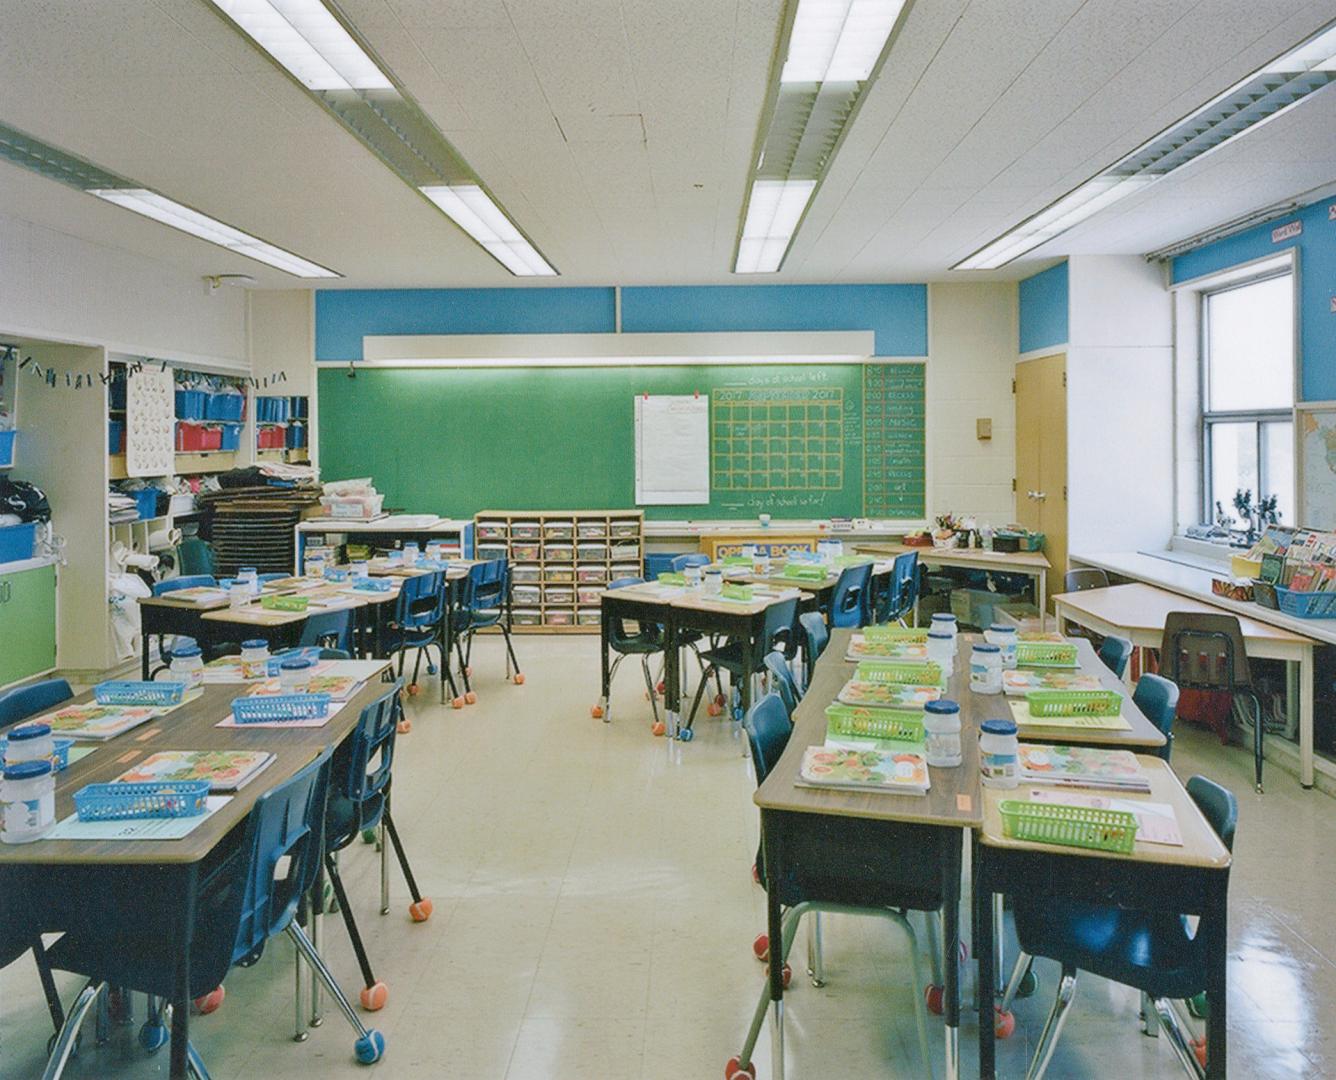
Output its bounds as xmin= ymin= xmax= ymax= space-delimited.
xmin=75 ymin=780 xmax=210 ymax=821
xmin=0 ymin=735 xmax=74 ymax=771
xmin=0 ymin=522 xmax=37 ymax=564
xmin=0 ymin=429 xmax=16 ymax=467
xmin=219 ymin=423 xmax=243 ymax=451
xmin=175 ymin=388 xmax=208 ymax=420
xmin=352 ymin=578 xmax=394 ymax=592
xmin=94 ymin=680 xmax=186 ymax=706
xmin=107 ymin=421 xmax=124 ymax=455
xmin=1274 ymin=587 xmax=1336 ymax=618
xmin=231 ymin=693 xmax=331 ymax=724
xmin=206 ymin=391 xmax=246 ymax=421
xmin=134 ymin=489 xmax=161 ymax=520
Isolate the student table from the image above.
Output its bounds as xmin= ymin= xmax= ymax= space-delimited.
xmin=974 ymin=756 xmax=1232 ymax=1079
xmin=855 ymin=543 xmax=1053 ymax=626
xmin=0 ymin=672 xmax=390 ymax=1079
xmin=1053 ymin=581 xmax=1317 ymax=786
xmin=735 ymin=559 xmax=893 ymax=615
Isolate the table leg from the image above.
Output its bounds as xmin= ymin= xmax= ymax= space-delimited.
xmin=597 ymin=602 xmax=611 ymax=721
xmin=942 ymin=832 xmax=962 ymax=1080
xmin=1204 ymin=877 xmax=1228 ymax=1078
xmin=1300 ymin=644 xmax=1315 ymax=788
xmin=976 ymin=844 xmax=996 ymax=1080
xmin=142 ymin=632 xmax=152 ymax=682
xmin=1037 ymin=570 xmax=1046 ymax=631
xmin=763 ymin=811 xmax=786 ymax=1080
xmin=663 ymin=615 xmax=680 ymax=739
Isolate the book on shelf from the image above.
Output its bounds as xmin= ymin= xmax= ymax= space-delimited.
xmin=1018 ymin=744 xmax=1151 ymax=792
xmin=114 ymin=750 xmax=275 ymax=792
xmin=797 ymin=746 xmax=930 ymax=796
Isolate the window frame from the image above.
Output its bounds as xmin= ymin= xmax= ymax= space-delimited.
xmin=1198 ymin=269 xmax=1297 ymax=525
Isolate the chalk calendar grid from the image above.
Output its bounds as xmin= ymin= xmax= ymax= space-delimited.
xmin=710 ymin=387 xmax=844 ymax=492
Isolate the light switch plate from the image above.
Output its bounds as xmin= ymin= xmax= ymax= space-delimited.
xmin=976 ymin=417 xmax=992 ymax=440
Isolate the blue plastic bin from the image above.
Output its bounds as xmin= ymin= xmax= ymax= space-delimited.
xmin=109 ymin=378 xmax=127 ymax=410
xmin=0 ymin=430 xmax=15 ymax=467
xmin=0 ymin=522 xmax=37 ymax=563
xmin=285 ymin=423 xmax=306 ymax=449
xmin=220 ymin=423 xmax=243 ymax=451
xmin=135 ymin=489 xmax=161 ymax=520
xmin=206 ymin=391 xmax=246 ymax=421
xmin=107 ymin=421 xmax=124 ymax=455
xmin=175 ymin=388 xmax=208 ymax=420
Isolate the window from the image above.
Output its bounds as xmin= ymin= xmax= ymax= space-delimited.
xmin=1202 ymin=273 xmax=1295 ymax=525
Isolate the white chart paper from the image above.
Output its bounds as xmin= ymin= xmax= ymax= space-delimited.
xmin=634 ymin=394 xmax=709 ymax=505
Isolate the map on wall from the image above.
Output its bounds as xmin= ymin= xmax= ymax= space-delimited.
xmin=1299 ymin=406 xmax=1336 ymax=529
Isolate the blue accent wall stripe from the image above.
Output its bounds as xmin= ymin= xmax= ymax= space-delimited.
xmin=1018 ymin=262 xmax=1068 ymax=354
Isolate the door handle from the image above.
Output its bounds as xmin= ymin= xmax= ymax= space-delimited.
xmin=1026 ymin=490 xmax=1038 ymax=500
xmin=1035 ymin=491 xmax=1047 ymax=501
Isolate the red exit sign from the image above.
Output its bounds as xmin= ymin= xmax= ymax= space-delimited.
xmin=1272 ymin=220 xmax=1303 ymax=243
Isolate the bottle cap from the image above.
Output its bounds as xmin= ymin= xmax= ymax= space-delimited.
xmin=242 ymin=639 xmax=268 ymax=650
xmin=988 ymin=624 xmax=1016 ymax=633
xmin=4 ymin=760 xmax=52 ymax=781
xmin=973 ymin=643 xmax=1000 ymax=653
xmin=7 ymin=723 xmax=52 ymax=742
xmin=981 ymin=719 xmax=1018 ymax=737
xmin=173 ymin=644 xmax=202 ymax=658
xmin=279 ymin=658 xmax=314 ymax=671
xmin=924 ymin=700 xmax=960 ymax=715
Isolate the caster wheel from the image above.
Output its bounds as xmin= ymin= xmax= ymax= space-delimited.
xmin=1191 ymin=1037 xmax=1207 ymax=1070
xmin=359 ymin=982 xmax=388 ymax=1011
xmin=707 ymin=702 xmax=722 ymax=717
xmin=725 ymin=1058 xmax=757 ymax=1080
xmin=1186 ymin=991 xmax=1208 ymax=1019
xmin=354 ymin=1029 xmax=386 ymax=1064
xmin=762 ymin=963 xmax=792 ymax=989
xmin=452 ymin=696 xmax=465 ymax=710
xmin=407 ymin=683 xmax=421 ymax=697
xmin=465 ymin=666 xmax=473 ymax=677
xmin=427 ymin=663 xmax=438 ymax=675
xmin=139 ymin=1022 xmax=169 ymax=1053
xmin=656 ymin=680 xmax=666 ymax=694
xmin=1017 ymin=967 xmax=1038 ymax=998
xmin=753 ymin=934 xmax=770 ymax=962
xmin=409 ymin=898 xmax=433 ymax=922
xmin=396 ymin=718 xmax=412 ymax=734
xmin=361 ymin=828 xmax=377 ymax=845
xmin=513 ymin=673 xmax=525 ymax=685
xmin=714 ymin=693 xmax=727 ymax=707
xmin=465 ymin=691 xmax=477 ymax=705
xmin=678 ymin=727 xmax=694 ymax=742
xmin=590 ymin=704 xmax=604 ymax=718
xmin=651 ymin=721 xmax=666 ymax=737
xmin=751 ymin=862 xmax=761 ymax=885
xmin=924 ymin=984 xmax=944 ymax=1015
xmin=194 ymin=986 xmax=225 ymax=1015
xmin=993 ymin=1007 xmax=1016 ymax=1040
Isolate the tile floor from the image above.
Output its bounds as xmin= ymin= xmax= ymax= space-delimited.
xmin=1 ymin=634 xmax=1333 ymax=1078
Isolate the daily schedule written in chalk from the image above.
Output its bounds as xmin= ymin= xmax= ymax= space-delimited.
xmin=862 ymin=363 xmax=926 ymax=518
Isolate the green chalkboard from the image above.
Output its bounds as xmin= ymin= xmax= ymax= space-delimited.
xmin=316 ymin=362 xmax=925 ymax=520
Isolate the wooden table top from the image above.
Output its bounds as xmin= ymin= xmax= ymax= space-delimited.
xmin=756 ymin=628 xmax=983 ymax=828
xmin=139 ymin=593 xmax=230 ymax=612
xmin=1053 ymin=582 xmax=1311 ymax=645
xmin=670 ymin=587 xmax=808 ymax=617
xmin=856 ymin=543 xmax=1051 ymax=571
xmin=0 ymin=665 xmax=390 ymax=867
xmin=979 ymin=755 xmax=1231 ymax=869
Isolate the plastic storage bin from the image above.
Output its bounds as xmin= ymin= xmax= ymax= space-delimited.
xmin=611 ymin=542 xmax=640 ymax=561
xmin=610 ymin=561 xmax=641 ymax=579
xmin=476 ymin=521 xmax=507 ymax=539
xmin=576 ymin=564 xmax=606 ymax=583
xmin=513 ymin=585 xmax=541 ymax=606
xmin=477 ymin=543 xmax=509 ymax=561
xmin=510 ymin=521 xmax=541 ymax=540
xmin=205 ymin=390 xmax=246 ymax=421
xmin=174 ymin=388 xmax=208 ymax=420
xmin=577 ymin=586 xmax=605 ymax=605
xmin=546 ymin=609 xmax=575 ymax=626
xmin=511 ymin=542 xmax=541 ymax=561
xmin=577 ymin=608 xmax=601 ymax=626
xmin=107 ymin=422 xmax=124 ymax=456
xmin=319 ymin=493 xmax=385 ymax=519
xmin=610 ymin=519 xmax=640 ymax=538
xmin=544 ymin=586 xmax=574 ymax=605
xmin=512 ymin=563 xmax=541 ymax=584
xmin=219 ymin=424 xmax=243 ymax=452
xmin=1274 ymin=586 xmax=1336 ymax=618
xmin=544 ymin=520 xmax=574 ymax=539
xmin=512 ymin=608 xmax=542 ymax=626
xmin=577 ymin=542 xmax=607 ymax=560
xmin=545 ymin=543 xmax=574 ymax=562
xmin=545 ymin=566 xmax=574 ymax=583
xmin=578 ymin=522 xmax=607 ymax=539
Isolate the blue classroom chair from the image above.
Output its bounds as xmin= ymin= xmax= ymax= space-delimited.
xmin=729 ymin=693 xmax=935 ymax=1080
xmin=797 ymin=611 xmax=829 ymax=690
xmin=666 ymin=554 xmax=722 ymax=699
xmin=997 ymin=775 xmax=1237 ymax=1080
xmin=684 ymin=598 xmax=798 ymax=738
xmin=600 ymin=577 xmax=666 ymax=730
xmin=384 ymin=571 xmax=447 ymax=698
xmin=453 ymin=559 xmax=523 ymax=706
xmin=0 ymin=678 xmax=73 ymax=729
xmin=1133 ymin=673 xmax=1179 ymax=762
xmin=762 ymin=650 xmax=800 ymax=718
xmin=875 ymin=550 xmax=920 ymax=624
xmin=149 ymin=576 xmax=217 ymax=676
xmin=670 ymin=553 xmax=711 ymax=572
xmin=40 ymin=747 xmax=387 ymax=1078
xmin=829 ymin=562 xmax=873 ymax=628
xmin=1098 ymin=635 xmax=1133 ymax=679
xmin=299 ymin=608 xmax=355 ymax=655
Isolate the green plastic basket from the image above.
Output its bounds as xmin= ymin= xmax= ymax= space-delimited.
xmin=722 ymin=555 xmax=753 ymax=566
xmin=834 ymin=554 xmax=874 ymax=567
xmin=1015 ymin=642 xmax=1078 ymax=668
xmin=863 ymin=625 xmax=930 ymax=644
xmin=779 ymin=563 xmax=829 ymax=582
xmin=721 ymin=583 xmax=754 ymax=601
xmin=657 ymin=572 xmax=687 ymax=586
xmin=261 ymin=594 xmax=309 ymax=612
xmin=998 ymin=800 xmax=1138 ymax=854
xmin=825 ymin=704 xmax=925 ymax=744
xmin=1025 ymin=689 xmax=1123 ymax=717
xmin=854 ymin=660 xmax=943 ymax=685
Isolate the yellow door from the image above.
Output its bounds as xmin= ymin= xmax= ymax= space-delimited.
xmin=1015 ymin=354 xmax=1067 ymax=612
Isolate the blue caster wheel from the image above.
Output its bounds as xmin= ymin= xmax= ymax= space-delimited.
xmin=355 ymin=1029 xmax=386 ymax=1064
xmin=427 ymin=663 xmax=438 ymax=675
xmin=1017 ymin=968 xmax=1038 ymax=998
xmin=732 ymin=708 xmax=744 ymax=722
xmin=139 ymin=1021 xmax=169 ymax=1053
xmin=678 ymin=727 xmax=694 ymax=742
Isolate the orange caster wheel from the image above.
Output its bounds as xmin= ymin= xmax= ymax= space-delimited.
xmin=513 ymin=673 xmax=525 ymax=685
xmin=651 ymin=720 xmax=666 ymax=737
xmin=396 ymin=718 xmax=412 ymax=734
xmin=714 ymin=693 xmax=727 ymax=707
xmin=725 ymin=1058 xmax=756 ymax=1080
xmin=407 ymin=683 xmax=421 ymax=697
xmin=751 ymin=862 xmax=761 ymax=885
xmin=591 ymin=704 xmax=604 ymax=718
xmin=464 ymin=691 xmax=478 ymax=705
xmin=1191 ymin=1037 xmax=1207 ymax=1070
xmin=359 ymin=981 xmax=388 ymax=1011
xmin=465 ymin=666 xmax=473 ymax=677
xmin=707 ymin=702 xmax=722 ymax=717
xmin=993 ymin=1007 xmax=1015 ymax=1039
xmin=752 ymin=934 xmax=769 ymax=962
xmin=656 ymin=680 xmax=666 ymax=694
xmin=193 ymin=986 xmax=224 ymax=1015
xmin=763 ymin=963 xmax=792 ymax=989
xmin=452 ymin=696 xmax=465 ymax=710
xmin=409 ymin=898 xmax=433 ymax=922
xmin=924 ymin=984 xmax=943 ymax=1015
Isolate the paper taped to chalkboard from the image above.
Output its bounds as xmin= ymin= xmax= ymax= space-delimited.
xmin=635 ymin=394 xmax=710 ymax=505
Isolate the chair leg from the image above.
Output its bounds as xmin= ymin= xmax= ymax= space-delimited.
xmin=379 ymin=820 xmax=390 ymax=915
xmin=1140 ymin=990 xmax=1159 ymax=1037
xmin=731 ymin=905 xmax=807 ymax=1079
xmin=285 ymin=923 xmax=385 ymax=1063
xmin=892 ymin=911 xmax=934 ymax=1080
xmin=186 ymin=1039 xmax=212 ymax=1080
xmin=383 ymin=808 xmax=430 ymax=916
xmin=639 ymin=655 xmax=662 ymax=728
xmin=455 ymin=635 xmax=471 ymax=693
xmin=33 ymin=941 xmax=67 ymax=1035
xmin=999 ymin=950 xmax=1033 ymax=1014
xmin=41 ymin=980 xmax=102 ymax=1080
xmin=806 ymin=913 xmax=825 ymax=987
xmin=684 ymin=665 xmax=712 ymax=730
xmin=1250 ymin=690 xmax=1264 ymax=794
xmin=925 ymin=910 xmax=943 ymax=986
xmin=502 ymin=625 xmax=521 ymax=677
xmin=1026 ymin=965 xmax=1078 ymax=1080
xmin=326 ymin=854 xmax=382 ymax=1001
xmin=1153 ymin=997 xmax=1208 ymax=1080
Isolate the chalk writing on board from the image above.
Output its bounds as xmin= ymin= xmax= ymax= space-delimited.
xmin=711 ymin=386 xmax=845 ymax=493
xmin=862 ymin=363 xmax=925 ymax=518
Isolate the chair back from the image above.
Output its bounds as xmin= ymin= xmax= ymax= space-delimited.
xmin=1063 ymin=568 xmax=1109 ymax=593
xmin=1133 ymin=672 xmax=1178 ymax=761
xmin=0 ymin=679 xmax=73 ymax=728
xmin=671 ymin=553 xmax=711 ymax=572
xmin=1159 ymin=612 xmax=1251 ymax=690
xmin=153 ymin=575 xmax=217 ymax=596
xmin=743 ymin=693 xmax=792 ymax=785
xmin=229 ymin=746 xmax=333 ymax=967
xmin=830 ymin=563 xmax=873 ymax=628
xmin=877 ymin=550 xmax=920 ymax=623
xmin=175 ymin=538 xmax=216 ymax=578
xmin=1186 ymin=774 xmax=1238 ymax=853
xmin=394 ymin=571 xmax=447 ymax=631
xmin=763 ymin=650 xmax=800 ymax=717
xmin=1098 ymin=635 xmax=1133 ymax=678
xmin=799 ymin=611 xmax=829 ymax=665
xmin=761 ymin=598 xmax=800 ymax=654
xmin=606 ymin=577 xmax=661 ymax=649
xmin=328 ymin=684 xmax=401 ymax=846
xmin=462 ymin=559 xmax=508 ymax=612
xmin=299 ymin=608 xmax=354 ymax=653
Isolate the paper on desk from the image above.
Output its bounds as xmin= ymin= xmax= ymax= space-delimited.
xmin=47 ymin=796 xmax=231 ymax=841
xmin=1027 ymin=789 xmax=1183 ymax=846
xmin=1008 ymin=699 xmax=1131 ymax=731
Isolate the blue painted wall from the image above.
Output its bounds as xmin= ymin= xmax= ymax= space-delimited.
xmin=1018 ymin=262 xmax=1068 ymax=353
xmin=315 ymin=283 xmax=928 ymax=360
xmin=1172 ymin=198 xmax=1335 ymax=402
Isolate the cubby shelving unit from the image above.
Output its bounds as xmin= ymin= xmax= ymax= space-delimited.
xmin=254 ymin=393 xmax=310 ymax=465
xmin=474 ymin=510 xmax=644 ymax=632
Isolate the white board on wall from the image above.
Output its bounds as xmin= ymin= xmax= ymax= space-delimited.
xmin=635 ymin=394 xmax=710 ymax=505
xmin=126 ymin=367 xmax=175 ymax=477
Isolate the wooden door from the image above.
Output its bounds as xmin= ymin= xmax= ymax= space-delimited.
xmin=1014 ymin=355 xmax=1067 ymax=612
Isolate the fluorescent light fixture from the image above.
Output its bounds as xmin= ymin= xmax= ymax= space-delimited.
xmin=419 ymin=186 xmax=556 ymax=276
xmin=326 ymin=354 xmax=870 ymax=370
xmin=955 ymin=17 xmax=1336 ymax=270
xmin=782 ymin=0 xmax=907 ymax=84
xmin=208 ymin=0 xmax=392 ymax=90
xmin=89 ymin=189 xmax=339 ymax=278
xmin=736 ymin=180 xmax=817 ymax=273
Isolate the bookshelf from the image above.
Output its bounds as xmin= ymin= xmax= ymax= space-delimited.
xmin=474 ymin=510 xmax=644 ymax=632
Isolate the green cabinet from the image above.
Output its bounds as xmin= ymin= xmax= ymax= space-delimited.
xmin=0 ymin=564 xmax=57 ymax=687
